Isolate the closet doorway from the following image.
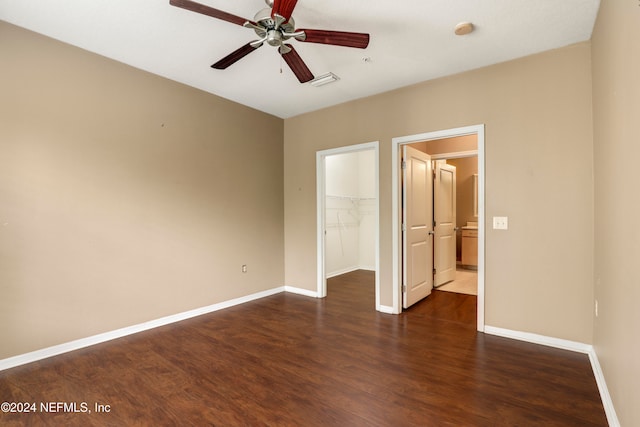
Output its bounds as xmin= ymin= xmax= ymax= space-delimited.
xmin=316 ymin=142 xmax=380 ymax=309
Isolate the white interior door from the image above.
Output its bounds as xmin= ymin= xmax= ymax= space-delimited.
xmin=402 ymin=146 xmax=434 ymax=308
xmin=434 ymin=160 xmax=457 ymax=287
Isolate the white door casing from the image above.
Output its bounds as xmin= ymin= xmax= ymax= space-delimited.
xmin=434 ymin=160 xmax=457 ymax=287
xmin=402 ymin=146 xmax=434 ymax=308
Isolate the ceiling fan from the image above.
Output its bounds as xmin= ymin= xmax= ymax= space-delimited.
xmin=169 ymin=0 xmax=370 ymax=83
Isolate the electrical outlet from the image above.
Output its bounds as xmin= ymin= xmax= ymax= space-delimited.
xmin=242 ymin=265 xmax=247 ymax=273
xmin=493 ymin=216 xmax=508 ymax=230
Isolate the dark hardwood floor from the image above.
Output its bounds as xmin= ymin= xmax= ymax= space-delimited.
xmin=0 ymin=270 xmax=607 ymax=426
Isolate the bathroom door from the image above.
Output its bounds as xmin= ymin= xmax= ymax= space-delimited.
xmin=402 ymin=146 xmax=434 ymax=308
xmin=434 ymin=160 xmax=457 ymax=287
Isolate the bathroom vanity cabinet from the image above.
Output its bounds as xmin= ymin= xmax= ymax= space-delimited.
xmin=461 ymin=228 xmax=478 ymax=268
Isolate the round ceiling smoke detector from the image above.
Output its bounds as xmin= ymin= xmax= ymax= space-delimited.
xmin=454 ymin=22 xmax=474 ymax=36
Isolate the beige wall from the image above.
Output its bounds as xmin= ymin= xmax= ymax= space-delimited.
xmin=0 ymin=22 xmax=284 ymax=359
xmin=592 ymin=0 xmax=640 ymax=424
xmin=285 ymin=42 xmax=594 ymax=343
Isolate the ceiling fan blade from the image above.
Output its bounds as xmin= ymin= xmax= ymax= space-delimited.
xmin=271 ymin=0 xmax=298 ymax=22
xmin=211 ymin=43 xmax=259 ymax=69
xmin=169 ymin=0 xmax=253 ymax=26
xmin=280 ymin=44 xmax=314 ymax=83
xmin=298 ymin=29 xmax=370 ymax=49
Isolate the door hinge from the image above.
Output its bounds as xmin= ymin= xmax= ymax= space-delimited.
xmin=401 ymin=160 xmax=407 ymax=170
xmin=402 ymin=284 xmax=407 ymax=292
xmin=433 ymin=268 xmax=436 ymax=276
xmin=402 ymin=223 xmax=406 ymax=232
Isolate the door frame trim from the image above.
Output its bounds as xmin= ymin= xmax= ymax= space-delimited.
xmin=316 ymin=141 xmax=380 ymax=308
xmin=391 ymin=125 xmax=485 ymax=332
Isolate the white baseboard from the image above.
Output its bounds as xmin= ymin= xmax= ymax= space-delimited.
xmin=484 ymin=325 xmax=619 ymax=426
xmin=326 ymin=265 xmax=375 ymax=279
xmin=484 ymin=325 xmax=592 ymax=353
xmin=377 ymin=305 xmax=395 ymax=314
xmin=0 ymin=286 xmax=285 ymax=372
xmin=284 ymin=286 xmax=318 ymax=298
xmin=587 ymin=347 xmax=620 ymax=427
xmin=326 ymin=266 xmax=359 ymax=278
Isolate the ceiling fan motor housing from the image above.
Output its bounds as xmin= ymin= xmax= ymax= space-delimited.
xmin=253 ymin=8 xmax=297 ymax=48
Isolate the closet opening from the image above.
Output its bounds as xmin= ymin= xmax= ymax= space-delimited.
xmin=316 ymin=142 xmax=380 ymax=309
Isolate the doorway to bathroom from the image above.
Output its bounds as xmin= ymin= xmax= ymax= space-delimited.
xmin=392 ymin=125 xmax=485 ymax=331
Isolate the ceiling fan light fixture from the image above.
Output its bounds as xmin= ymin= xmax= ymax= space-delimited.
xmin=310 ymin=72 xmax=340 ymax=87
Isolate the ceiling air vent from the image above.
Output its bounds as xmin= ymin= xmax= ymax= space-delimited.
xmin=310 ymin=72 xmax=340 ymax=87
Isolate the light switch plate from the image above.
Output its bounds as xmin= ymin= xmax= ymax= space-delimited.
xmin=493 ymin=216 xmax=508 ymax=230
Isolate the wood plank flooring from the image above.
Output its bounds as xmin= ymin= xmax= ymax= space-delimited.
xmin=0 ymin=270 xmax=607 ymax=426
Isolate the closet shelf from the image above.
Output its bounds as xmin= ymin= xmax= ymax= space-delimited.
xmin=325 ymin=223 xmax=360 ymax=229
xmin=326 ymin=195 xmax=375 ymax=201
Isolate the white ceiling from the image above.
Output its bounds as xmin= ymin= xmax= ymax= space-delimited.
xmin=1 ymin=0 xmax=600 ymax=118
